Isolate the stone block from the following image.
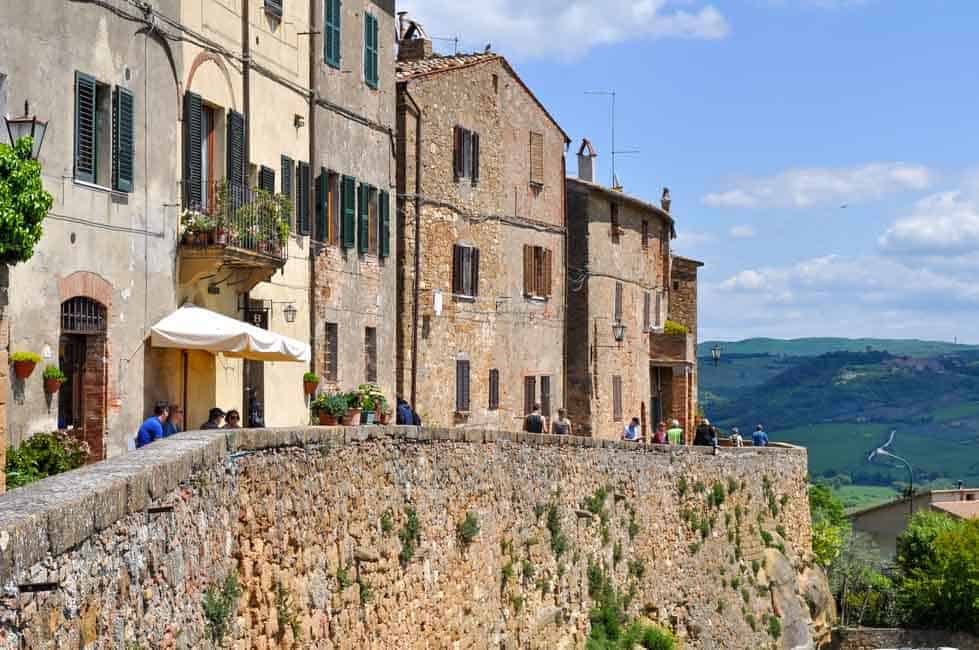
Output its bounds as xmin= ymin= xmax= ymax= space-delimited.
xmin=463 ymin=430 xmax=482 ymax=444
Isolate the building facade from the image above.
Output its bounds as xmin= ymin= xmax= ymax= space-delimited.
xmin=308 ymin=0 xmax=397 ymax=405
xmin=396 ymin=25 xmax=570 ymax=429
xmin=0 ymin=0 xmax=183 ymax=460
xmin=565 ymin=142 xmax=701 ymax=440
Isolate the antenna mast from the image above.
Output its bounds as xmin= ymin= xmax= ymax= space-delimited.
xmin=585 ymin=90 xmax=639 ymax=188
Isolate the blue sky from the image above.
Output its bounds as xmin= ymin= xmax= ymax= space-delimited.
xmin=399 ymin=1 xmax=979 ymax=342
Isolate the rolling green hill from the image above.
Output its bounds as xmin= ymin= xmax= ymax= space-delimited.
xmin=698 ymin=337 xmax=979 ymax=358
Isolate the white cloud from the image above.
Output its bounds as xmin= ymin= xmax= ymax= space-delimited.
xmin=702 ymin=163 xmax=933 ymax=209
xmin=730 ymin=225 xmax=756 ymax=239
xmin=879 ymin=190 xmax=979 ymax=256
xmin=672 ymin=229 xmax=714 ymax=249
xmin=396 ymin=1 xmax=730 ymax=61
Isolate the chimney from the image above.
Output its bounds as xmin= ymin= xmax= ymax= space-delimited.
xmin=661 ymin=187 xmax=672 ymax=213
xmin=577 ymin=139 xmax=597 ymax=183
xmin=397 ymin=15 xmax=433 ymax=62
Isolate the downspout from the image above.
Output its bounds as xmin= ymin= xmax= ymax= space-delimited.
xmin=561 ymin=152 xmax=568 ymax=411
xmin=242 ymin=0 xmax=251 ymax=171
xmin=403 ymin=87 xmax=423 ymax=408
xmin=307 ymin=0 xmax=318 ymax=374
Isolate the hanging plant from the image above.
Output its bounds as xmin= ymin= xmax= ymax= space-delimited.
xmin=11 ymin=351 xmax=41 ymax=380
xmin=42 ymin=364 xmax=66 ymax=393
xmin=303 ymin=371 xmax=320 ymax=396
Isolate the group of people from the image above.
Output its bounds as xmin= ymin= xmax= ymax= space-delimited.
xmin=135 ymin=403 xmax=244 ymax=448
xmin=523 ymin=403 xmax=574 ymax=434
xmin=623 ymin=418 xmax=685 ymax=444
xmin=620 ymin=416 xmax=771 ymax=448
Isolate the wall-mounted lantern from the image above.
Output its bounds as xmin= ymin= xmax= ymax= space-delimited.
xmin=4 ymin=100 xmax=48 ymax=159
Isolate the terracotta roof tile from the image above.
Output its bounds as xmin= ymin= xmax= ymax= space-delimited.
xmin=396 ymin=52 xmax=500 ymax=81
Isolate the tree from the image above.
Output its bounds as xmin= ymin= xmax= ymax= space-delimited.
xmin=810 ymin=484 xmax=849 ymax=566
xmin=0 ymin=137 xmax=52 ymax=265
xmin=895 ymin=509 xmax=959 ymax=576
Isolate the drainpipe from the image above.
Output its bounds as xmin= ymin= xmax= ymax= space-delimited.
xmin=242 ymin=0 xmax=250 ymax=173
xmin=403 ymin=87 xmax=423 ymax=408
xmin=307 ymin=0 xmax=318 ymax=374
xmin=561 ymin=152 xmax=568 ymax=411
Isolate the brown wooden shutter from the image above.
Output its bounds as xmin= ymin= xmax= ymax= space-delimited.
xmin=452 ymin=245 xmax=463 ymax=294
xmin=472 ymin=132 xmax=480 ymax=184
xmin=471 ymin=247 xmax=480 ymax=297
xmin=456 ymin=359 xmax=471 ymax=412
xmin=612 ymin=376 xmax=623 ymax=421
xmin=453 ymin=126 xmax=463 ymax=180
xmin=530 ymin=132 xmax=544 ymax=186
xmin=325 ymin=322 xmax=338 ymax=381
xmin=524 ymin=376 xmax=536 ymax=415
xmin=644 ymin=292 xmax=651 ymax=331
xmin=543 ymin=248 xmax=552 ymax=298
xmin=523 ymin=245 xmax=533 ymax=295
xmin=540 ymin=376 xmax=551 ymax=419
xmin=489 ymin=369 xmax=499 ymax=410
xmin=614 ymin=282 xmax=623 ymax=322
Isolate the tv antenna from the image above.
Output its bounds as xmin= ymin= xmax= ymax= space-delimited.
xmin=430 ymin=35 xmax=460 ymax=55
xmin=585 ymin=90 xmax=640 ymax=189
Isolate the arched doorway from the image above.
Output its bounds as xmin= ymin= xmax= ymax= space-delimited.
xmin=60 ymin=296 xmax=108 ymax=461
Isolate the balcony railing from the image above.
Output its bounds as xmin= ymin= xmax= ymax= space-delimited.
xmin=180 ymin=181 xmax=291 ymax=260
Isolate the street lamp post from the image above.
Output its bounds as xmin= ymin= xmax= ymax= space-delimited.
xmin=711 ymin=344 xmax=721 ymax=367
xmin=868 ymin=431 xmax=914 ymax=519
xmin=4 ymin=100 xmax=48 ymax=159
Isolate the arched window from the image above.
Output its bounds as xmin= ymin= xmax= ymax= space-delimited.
xmin=61 ymin=297 xmax=107 ymax=334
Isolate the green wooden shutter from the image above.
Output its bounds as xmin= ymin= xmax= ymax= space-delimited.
xmin=379 ymin=190 xmax=390 ymax=258
xmin=357 ymin=183 xmax=370 ymax=254
xmin=325 ymin=0 xmax=341 ymax=68
xmin=341 ymin=175 xmax=356 ymax=249
xmin=226 ymin=110 xmax=246 ymax=191
xmin=182 ymin=91 xmax=203 ymax=207
xmin=258 ymin=166 xmax=275 ymax=193
xmin=315 ymin=167 xmax=328 ymax=242
xmin=364 ymin=13 xmax=378 ymax=88
xmin=74 ymin=72 xmax=97 ymax=184
xmin=112 ymin=86 xmax=135 ymax=193
xmin=280 ymin=155 xmax=294 ymax=224
xmin=297 ymin=161 xmax=310 ymax=235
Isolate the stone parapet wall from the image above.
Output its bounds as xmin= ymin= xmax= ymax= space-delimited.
xmin=832 ymin=626 xmax=979 ymax=650
xmin=0 ymin=427 xmax=816 ymax=648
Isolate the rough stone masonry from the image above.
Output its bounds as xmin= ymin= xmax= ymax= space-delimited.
xmin=0 ymin=427 xmax=833 ymax=649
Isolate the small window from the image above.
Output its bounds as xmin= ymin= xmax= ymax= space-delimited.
xmin=324 ymin=0 xmax=341 ymax=69
xmin=365 ymin=326 xmax=377 ymax=383
xmin=642 ymin=219 xmax=649 ymax=250
xmin=364 ymin=12 xmax=379 ymax=89
xmin=456 ymin=359 xmax=471 ymax=413
xmin=453 ymin=126 xmax=480 ymax=183
xmin=614 ymin=282 xmax=623 ymax=322
xmin=524 ymin=376 xmax=536 ymax=416
xmin=489 ymin=369 xmax=500 ymax=410
xmin=452 ymin=244 xmax=480 ymax=298
xmin=74 ymin=72 xmax=114 ymax=187
xmin=540 ymin=375 xmax=551 ymax=420
xmin=612 ymin=376 xmax=623 ymax=421
xmin=529 ymin=131 xmax=544 ymax=187
xmin=643 ymin=291 xmax=651 ymax=332
xmin=324 ymin=322 xmax=338 ymax=381
xmin=523 ymin=245 xmax=552 ymax=299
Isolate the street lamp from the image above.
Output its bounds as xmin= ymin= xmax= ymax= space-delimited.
xmin=711 ymin=344 xmax=722 ymax=367
xmin=283 ymin=303 xmax=297 ymax=323
xmin=612 ymin=320 xmax=626 ymax=343
xmin=4 ymin=100 xmax=48 ymax=159
xmin=868 ymin=430 xmax=914 ymax=519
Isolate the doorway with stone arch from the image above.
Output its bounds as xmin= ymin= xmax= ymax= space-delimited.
xmin=59 ymin=296 xmax=108 ymax=462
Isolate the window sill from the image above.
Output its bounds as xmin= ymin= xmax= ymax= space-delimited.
xmin=73 ymin=179 xmax=114 ymax=194
xmin=452 ymin=294 xmax=476 ymax=302
xmin=525 ymin=295 xmax=549 ymax=303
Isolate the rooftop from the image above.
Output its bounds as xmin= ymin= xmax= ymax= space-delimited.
xmin=931 ymin=500 xmax=979 ymax=519
xmin=566 ymin=176 xmax=676 ymax=234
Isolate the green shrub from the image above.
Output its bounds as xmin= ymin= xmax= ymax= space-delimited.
xmin=380 ymin=510 xmax=394 ymax=534
xmin=760 ymin=530 xmax=774 ymax=547
xmin=727 ymin=476 xmax=738 ymax=495
xmin=457 ymin=511 xmax=480 ymax=548
xmin=522 ymin=558 xmax=535 ymax=583
xmin=336 ymin=565 xmax=351 ymax=590
xmin=275 ymin=581 xmax=301 ymax=640
xmin=511 ymin=595 xmax=524 ymax=613
xmin=677 ymin=476 xmax=688 ymax=497
xmin=398 ymin=507 xmax=421 ymax=565
xmin=546 ymin=503 xmax=569 ymax=558
xmin=663 ymin=320 xmax=688 ymax=336
xmin=42 ymin=365 xmax=65 ymax=382
xmin=358 ymin=578 xmax=372 ymax=606
xmin=502 ymin=560 xmax=515 ymax=583
xmin=745 ymin=612 xmax=757 ymax=631
xmin=203 ymin=573 xmax=240 ymax=642
xmin=694 ymin=480 xmax=706 ymax=494
xmin=533 ymin=502 xmax=545 ymax=520
xmin=6 ymin=431 xmax=88 ymax=489
xmin=766 ymin=614 xmax=781 ymax=639
xmin=628 ymin=559 xmax=645 ymax=581
xmin=583 ymin=486 xmax=609 ymax=516
xmin=752 ymin=559 xmax=761 ymax=575
xmin=10 ymin=351 xmax=41 ymax=364
xmin=613 ymin=540 xmax=623 ymax=566
xmin=0 ymin=140 xmax=51 ymax=263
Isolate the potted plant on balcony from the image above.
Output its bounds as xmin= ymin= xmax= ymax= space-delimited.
xmin=43 ymin=365 xmax=66 ymax=394
xmin=341 ymin=391 xmax=362 ymax=426
xmin=312 ymin=392 xmax=347 ymax=425
xmin=11 ymin=352 xmax=41 ymax=380
xmin=356 ymin=383 xmax=384 ymax=425
xmin=663 ymin=320 xmax=689 ymax=336
xmin=303 ymin=371 xmax=320 ymax=396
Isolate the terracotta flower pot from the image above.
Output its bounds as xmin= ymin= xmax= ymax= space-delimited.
xmin=379 ymin=413 xmax=389 ymax=425
xmin=181 ymin=230 xmax=195 ymax=245
xmin=13 ymin=360 xmax=36 ymax=380
xmin=341 ymin=408 xmax=361 ymax=426
xmin=44 ymin=378 xmax=63 ymax=394
xmin=318 ymin=412 xmax=338 ymax=426
xmin=304 ymin=381 xmax=319 ymax=396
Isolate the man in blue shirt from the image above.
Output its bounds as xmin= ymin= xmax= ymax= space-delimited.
xmin=622 ymin=417 xmax=641 ymax=441
xmin=752 ymin=424 xmax=769 ymax=447
xmin=162 ymin=404 xmax=183 ymax=437
xmin=136 ymin=404 xmax=168 ymax=448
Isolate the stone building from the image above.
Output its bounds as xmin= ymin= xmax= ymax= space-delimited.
xmin=0 ymin=0 xmax=183 ymax=461
xmin=308 ymin=0 xmax=397 ymax=404
xmin=396 ymin=22 xmax=570 ymax=429
xmin=566 ymin=142 xmax=701 ymax=440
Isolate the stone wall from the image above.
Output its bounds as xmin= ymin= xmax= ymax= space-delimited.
xmin=0 ymin=427 xmax=827 ymax=649
xmin=831 ymin=626 xmax=979 ymax=650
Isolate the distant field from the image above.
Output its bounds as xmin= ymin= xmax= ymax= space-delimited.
xmin=698 ymin=337 xmax=978 ymax=358
xmin=834 ymin=485 xmax=900 ymax=512
xmin=772 ymin=423 xmax=889 ymax=476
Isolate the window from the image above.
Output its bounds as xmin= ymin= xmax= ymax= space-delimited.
xmin=614 ymin=282 xmax=623 ymax=322
xmin=489 ymin=369 xmax=500 ymax=410
xmin=258 ymin=165 xmax=275 ymax=194
xmin=326 ymin=172 xmax=340 ymax=245
xmin=324 ymin=322 xmax=338 ymax=381
xmin=324 ymin=0 xmax=341 ymax=69
xmin=265 ymin=0 xmax=282 ymax=18
xmin=642 ymin=219 xmax=649 ymax=250
xmin=524 ymin=376 xmax=536 ymax=416
xmin=643 ymin=291 xmax=651 ymax=332
xmin=529 ymin=131 xmax=544 ymax=187
xmin=655 ymin=291 xmax=664 ymax=329
xmin=610 ymin=202 xmax=620 ymax=242
xmin=341 ymin=175 xmax=356 ymax=249
xmin=76 ymin=72 xmax=127 ymax=189
xmin=378 ymin=190 xmax=390 ymax=258
xmin=452 ymin=244 xmax=479 ymax=297
xmin=357 ymin=182 xmax=374 ymax=254
xmin=456 ymin=359 xmax=471 ymax=413
xmin=612 ymin=376 xmax=623 ymax=421
xmin=315 ymin=167 xmax=329 ymax=243
xmin=364 ymin=12 xmax=379 ymax=89
xmin=199 ymin=104 xmax=216 ymax=210
xmin=540 ymin=376 xmax=551 ymax=419
xmin=297 ymin=161 xmax=311 ymax=235
xmin=368 ymin=186 xmax=379 ymax=254
xmin=453 ymin=126 xmax=480 ymax=183
xmin=365 ymin=327 xmax=377 ymax=383
xmin=523 ymin=245 xmax=552 ymax=299
xmin=281 ymin=155 xmax=294 ymax=224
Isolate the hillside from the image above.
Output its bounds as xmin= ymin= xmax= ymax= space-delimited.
xmin=699 ymin=342 xmax=979 ymax=507
xmin=698 ymin=337 xmax=979 ymax=358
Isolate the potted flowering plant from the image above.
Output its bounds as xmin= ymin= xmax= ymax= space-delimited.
xmin=42 ymin=365 xmax=66 ymax=394
xmin=341 ymin=391 xmax=362 ymax=426
xmin=313 ymin=392 xmax=347 ymax=425
xmin=303 ymin=371 xmax=320 ymax=396
xmin=11 ymin=352 xmax=41 ymax=380
xmin=356 ymin=383 xmax=385 ymax=424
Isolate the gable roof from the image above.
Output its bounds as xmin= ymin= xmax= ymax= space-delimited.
xmin=566 ymin=176 xmax=676 ymax=235
xmin=397 ymin=52 xmax=570 ymax=143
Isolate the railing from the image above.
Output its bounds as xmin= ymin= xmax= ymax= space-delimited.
xmin=180 ymin=181 xmax=291 ymax=260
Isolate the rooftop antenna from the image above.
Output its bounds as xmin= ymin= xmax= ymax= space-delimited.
xmin=585 ymin=90 xmax=639 ymax=189
xmin=430 ymin=35 xmax=460 ymax=55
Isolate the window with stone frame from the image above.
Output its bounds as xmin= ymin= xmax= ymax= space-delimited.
xmin=456 ymin=359 xmax=471 ymax=413
xmin=452 ymin=244 xmax=479 ymax=298
xmin=365 ymin=326 xmax=377 ymax=383
xmin=523 ymin=245 xmax=552 ymax=299
xmin=453 ymin=126 xmax=480 ymax=183
xmin=324 ymin=322 xmax=338 ymax=381
xmin=612 ymin=375 xmax=623 ymax=422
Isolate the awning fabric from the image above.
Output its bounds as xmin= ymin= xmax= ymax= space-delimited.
xmin=150 ymin=304 xmax=310 ymax=362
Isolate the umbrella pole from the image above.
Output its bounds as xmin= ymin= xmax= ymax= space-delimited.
xmin=182 ymin=351 xmax=189 ymax=429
